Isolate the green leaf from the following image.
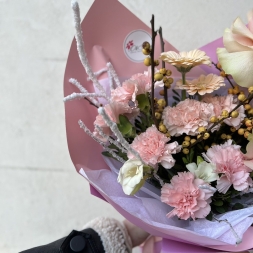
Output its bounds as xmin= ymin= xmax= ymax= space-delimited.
xmin=182 ymin=157 xmax=188 ymax=164
xmin=215 ymin=206 xmax=226 ymax=214
xmin=172 ymin=96 xmax=180 ymax=102
xmin=206 ymin=212 xmax=213 ymax=221
xmin=102 ymin=151 xmax=114 ymax=158
xmin=172 ymin=89 xmax=180 ymax=97
xmin=108 ymin=143 xmax=118 ymax=150
xmin=197 ymin=156 xmax=204 ymax=165
xmin=130 ymin=179 xmax=145 ymax=195
xmin=189 ymin=148 xmax=194 ymax=163
xmin=117 ymin=115 xmax=135 ymax=137
xmin=136 ymin=94 xmax=150 ymax=114
xmin=232 ymin=203 xmax=244 ymax=210
xmin=213 ymin=200 xmax=223 ymax=206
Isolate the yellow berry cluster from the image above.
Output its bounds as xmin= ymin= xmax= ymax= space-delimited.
xmin=237 ymin=118 xmax=253 ymax=139
xmin=142 ymin=42 xmax=159 ymax=67
xmin=181 ymin=136 xmax=196 ymax=154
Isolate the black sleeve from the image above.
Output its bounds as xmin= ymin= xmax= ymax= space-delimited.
xmin=19 ymin=228 xmax=105 ymax=253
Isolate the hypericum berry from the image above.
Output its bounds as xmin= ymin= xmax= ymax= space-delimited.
xmin=203 ymin=132 xmax=210 ymax=140
xmin=157 ymin=99 xmax=166 ymax=107
xmin=238 ymin=94 xmax=246 ymax=101
xmin=226 ymin=134 xmax=232 ymax=139
xmin=220 ymin=70 xmax=226 ymax=77
xmin=159 ymin=90 xmax=165 ymax=96
xmin=248 ymin=86 xmax=253 ymax=93
xmin=154 ymin=73 xmax=163 ymax=81
xmin=210 ymin=116 xmax=218 ymax=123
xmin=167 ymin=77 xmax=174 ymax=84
xmin=190 ymin=139 xmax=196 ymax=144
xmin=155 ymin=112 xmax=161 ymax=119
xmin=230 ymin=126 xmax=236 ymax=132
xmin=238 ymin=128 xmax=245 ymax=135
xmin=159 ymin=68 xmax=167 ymax=75
xmin=244 ymin=131 xmax=250 ymax=139
xmin=228 ymin=88 xmax=234 ymax=94
xmin=182 ymin=141 xmax=190 ymax=147
xmin=184 ymin=136 xmax=191 ymax=142
xmin=159 ymin=124 xmax=167 ymax=133
xmin=221 ymin=110 xmax=229 ymax=117
xmin=182 ymin=148 xmax=189 ymax=154
xmin=154 ymin=60 xmax=160 ymax=66
xmin=217 ymin=62 xmax=221 ymax=69
xmin=245 ymin=120 xmax=252 ymax=127
xmin=244 ymin=104 xmax=251 ymax=111
xmin=204 ymin=145 xmax=209 ymax=151
xmin=248 ymin=109 xmax=253 ymax=115
xmin=198 ymin=126 xmax=206 ymax=133
xmin=231 ymin=111 xmax=239 ymax=118
xmin=166 ymin=69 xmax=172 ymax=76
xmin=142 ymin=41 xmax=150 ymax=50
xmin=221 ymin=133 xmax=227 ymax=139
xmin=143 ymin=57 xmax=151 ymax=66
xmin=142 ymin=48 xmax=150 ymax=55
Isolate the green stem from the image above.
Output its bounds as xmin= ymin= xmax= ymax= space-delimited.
xmin=181 ymin=72 xmax=186 ymax=101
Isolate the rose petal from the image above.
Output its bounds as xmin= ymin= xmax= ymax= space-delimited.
xmin=217 ymin=48 xmax=253 ymax=87
xmin=223 ymin=28 xmax=252 ymax=52
xmin=231 ymin=17 xmax=253 ymax=41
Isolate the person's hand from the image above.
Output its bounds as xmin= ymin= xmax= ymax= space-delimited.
xmin=123 ymin=219 xmax=150 ymax=247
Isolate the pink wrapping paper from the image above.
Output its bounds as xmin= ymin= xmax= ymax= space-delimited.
xmin=64 ymin=0 xmax=253 ymax=252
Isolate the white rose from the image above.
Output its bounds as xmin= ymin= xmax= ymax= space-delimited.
xmin=117 ymin=159 xmax=145 ymax=195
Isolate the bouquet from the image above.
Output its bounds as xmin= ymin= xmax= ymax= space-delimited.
xmin=64 ymin=0 xmax=253 ymax=251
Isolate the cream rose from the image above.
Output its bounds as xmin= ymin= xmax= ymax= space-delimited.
xmin=117 ymin=159 xmax=146 ymax=195
xmin=217 ymin=10 xmax=253 ymax=87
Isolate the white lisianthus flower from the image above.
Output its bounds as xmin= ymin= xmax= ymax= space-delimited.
xmin=186 ymin=161 xmax=218 ymax=183
xmin=117 ymin=159 xmax=147 ymax=195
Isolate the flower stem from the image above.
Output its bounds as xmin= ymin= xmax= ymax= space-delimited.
xmin=181 ymin=72 xmax=186 ymax=101
xmin=212 ymin=61 xmax=234 ymax=88
xmin=150 ymin=15 xmax=158 ymax=128
xmin=159 ymin=26 xmax=168 ymax=106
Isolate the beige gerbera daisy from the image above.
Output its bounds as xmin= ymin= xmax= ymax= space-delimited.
xmin=160 ymin=49 xmax=211 ymax=72
xmin=176 ymin=74 xmax=225 ymax=95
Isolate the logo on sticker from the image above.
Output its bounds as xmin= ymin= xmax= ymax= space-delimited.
xmin=123 ymin=30 xmax=151 ymax=63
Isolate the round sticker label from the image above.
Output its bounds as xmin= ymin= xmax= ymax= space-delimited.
xmin=123 ymin=30 xmax=151 ymax=63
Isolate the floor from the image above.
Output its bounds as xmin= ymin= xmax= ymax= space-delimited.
xmin=1 ymin=1 xmax=252 ymax=252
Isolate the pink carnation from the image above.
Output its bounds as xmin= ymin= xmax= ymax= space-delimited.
xmin=203 ymin=94 xmax=245 ymax=129
xmin=94 ymin=102 xmax=138 ymax=140
xmin=111 ymin=73 xmax=150 ymax=104
xmin=161 ymin=172 xmax=214 ymax=220
xmin=111 ymin=80 xmax=137 ymax=104
xmin=162 ymin=99 xmax=214 ymax=136
xmin=127 ymin=125 xmax=180 ymax=169
xmin=132 ymin=73 xmax=151 ymax=94
xmin=204 ymin=140 xmax=252 ymax=193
